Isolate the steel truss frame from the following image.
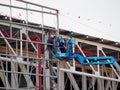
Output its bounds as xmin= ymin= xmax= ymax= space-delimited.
xmin=59 ymin=35 xmax=120 ymax=90
xmin=0 ymin=0 xmax=120 ymax=90
xmin=0 ymin=0 xmax=59 ymax=90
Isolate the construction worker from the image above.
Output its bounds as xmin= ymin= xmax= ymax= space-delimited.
xmin=47 ymin=35 xmax=54 ymax=59
xmin=57 ymin=36 xmax=66 ymax=53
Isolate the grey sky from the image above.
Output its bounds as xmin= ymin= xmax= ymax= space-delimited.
xmin=0 ymin=0 xmax=120 ymax=42
xmin=30 ymin=0 xmax=120 ymax=42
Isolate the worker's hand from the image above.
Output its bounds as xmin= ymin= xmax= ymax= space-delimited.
xmin=46 ymin=47 xmax=48 ymax=51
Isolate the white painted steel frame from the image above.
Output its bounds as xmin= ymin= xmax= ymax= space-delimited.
xmin=0 ymin=0 xmax=59 ymax=90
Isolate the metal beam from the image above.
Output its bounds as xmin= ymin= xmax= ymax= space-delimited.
xmin=61 ymin=35 xmax=120 ymax=51
xmin=60 ymin=68 xmax=120 ymax=82
xmin=0 ymin=3 xmax=57 ymax=15
xmin=82 ymin=66 xmax=87 ymax=90
xmin=0 ymin=21 xmax=45 ymax=34
xmin=16 ymin=0 xmax=58 ymax=11
xmin=59 ymin=70 xmax=64 ymax=90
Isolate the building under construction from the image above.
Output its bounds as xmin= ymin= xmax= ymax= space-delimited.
xmin=0 ymin=0 xmax=120 ymax=90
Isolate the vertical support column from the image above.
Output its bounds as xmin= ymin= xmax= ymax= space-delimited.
xmin=20 ymin=30 xmax=23 ymax=57
xmin=59 ymin=65 xmax=65 ymax=90
xmin=112 ymin=70 xmax=118 ymax=90
xmin=37 ymin=36 xmax=42 ymax=90
xmin=97 ymin=79 xmax=102 ymax=90
xmin=105 ymin=80 xmax=111 ymax=90
xmin=42 ymin=33 xmax=46 ymax=90
xmin=91 ymin=77 xmax=96 ymax=90
xmin=56 ymin=10 xmax=60 ymax=90
xmin=97 ymin=46 xmax=102 ymax=90
xmin=41 ymin=7 xmax=44 ymax=42
xmin=56 ymin=10 xmax=59 ymax=36
xmin=11 ymin=61 xmax=18 ymax=89
xmin=45 ymin=69 xmax=50 ymax=90
xmin=9 ymin=0 xmax=12 ymax=38
xmin=58 ymin=62 xmax=64 ymax=90
xmin=59 ymin=71 xmax=64 ymax=90
xmin=72 ymin=38 xmax=75 ymax=71
xmin=97 ymin=46 xmax=101 ymax=75
xmin=45 ymin=34 xmax=50 ymax=90
xmin=101 ymin=67 xmax=104 ymax=90
xmin=82 ymin=65 xmax=87 ymax=90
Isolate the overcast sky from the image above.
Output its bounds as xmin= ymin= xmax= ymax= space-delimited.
xmin=0 ymin=0 xmax=120 ymax=42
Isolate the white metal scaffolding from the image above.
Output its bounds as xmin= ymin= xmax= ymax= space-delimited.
xmin=0 ymin=0 xmax=59 ymax=90
xmin=0 ymin=0 xmax=120 ymax=90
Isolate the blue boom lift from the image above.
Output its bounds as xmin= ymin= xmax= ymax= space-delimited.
xmin=54 ymin=35 xmax=116 ymax=65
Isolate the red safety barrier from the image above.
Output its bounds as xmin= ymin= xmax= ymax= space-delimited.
xmin=37 ymin=36 xmax=42 ymax=90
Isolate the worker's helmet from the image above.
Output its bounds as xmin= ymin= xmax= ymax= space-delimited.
xmin=50 ymin=35 xmax=54 ymax=38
